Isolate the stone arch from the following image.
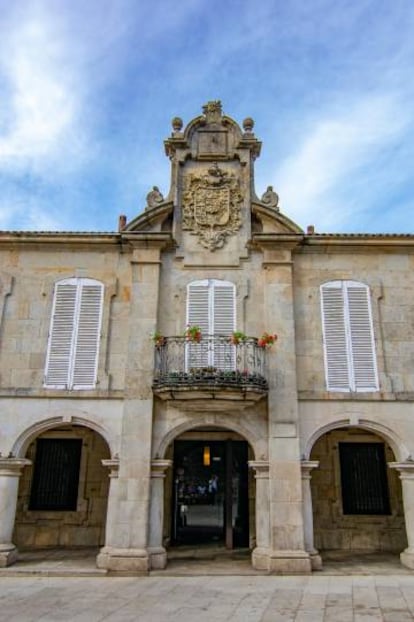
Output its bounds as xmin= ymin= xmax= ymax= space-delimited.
xmin=12 ymin=416 xmax=115 ymax=458
xmin=306 ymin=417 xmax=408 ymax=556
xmin=156 ymin=418 xmax=258 ymax=460
xmin=13 ymin=417 xmax=113 ymax=551
xmin=303 ymin=417 xmax=409 ymax=463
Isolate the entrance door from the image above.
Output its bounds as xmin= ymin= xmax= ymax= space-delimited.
xmin=172 ymin=440 xmax=249 ymax=548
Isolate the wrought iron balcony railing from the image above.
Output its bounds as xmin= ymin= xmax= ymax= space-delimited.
xmin=152 ymin=335 xmax=268 ymax=392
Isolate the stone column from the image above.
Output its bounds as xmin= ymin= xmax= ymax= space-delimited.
xmin=148 ymin=459 xmax=172 ymax=569
xmin=248 ymin=460 xmax=271 ymax=570
xmin=301 ymin=460 xmax=322 ymax=570
xmin=0 ymin=458 xmax=31 ymax=567
xmin=389 ymin=462 xmax=414 ymax=569
xmin=96 ymin=458 xmax=119 ymax=569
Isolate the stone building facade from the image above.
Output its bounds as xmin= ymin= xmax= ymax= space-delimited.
xmin=1 ymin=101 xmax=414 ymax=573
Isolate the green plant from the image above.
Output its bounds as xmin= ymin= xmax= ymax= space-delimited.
xmin=229 ymin=330 xmax=247 ymax=345
xmin=151 ymin=331 xmax=165 ymax=347
xmin=185 ymin=325 xmax=202 ymax=342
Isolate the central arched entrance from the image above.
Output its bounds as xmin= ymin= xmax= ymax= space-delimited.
xmin=165 ymin=428 xmax=254 ymax=550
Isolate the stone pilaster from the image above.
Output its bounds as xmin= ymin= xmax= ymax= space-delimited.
xmin=0 ymin=458 xmax=31 ymax=567
xmin=248 ymin=460 xmax=271 ymax=570
xmin=98 ymin=239 xmax=167 ymax=574
xmin=148 ymin=459 xmax=172 ymax=569
xmin=301 ymin=460 xmax=322 ymax=570
xmin=258 ymin=242 xmax=311 ymax=574
xmin=389 ymin=462 xmax=414 ymax=569
xmin=96 ymin=458 xmax=119 ymax=569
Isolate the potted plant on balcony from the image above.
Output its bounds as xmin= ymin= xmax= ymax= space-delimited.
xmin=151 ymin=331 xmax=165 ymax=348
xmin=257 ymin=332 xmax=278 ymax=348
xmin=229 ymin=330 xmax=246 ymax=345
xmin=184 ymin=325 xmax=202 ymax=343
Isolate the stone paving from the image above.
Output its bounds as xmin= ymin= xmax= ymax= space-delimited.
xmin=2 ymin=574 xmax=414 ymax=621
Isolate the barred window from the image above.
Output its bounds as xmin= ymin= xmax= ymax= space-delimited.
xmin=339 ymin=442 xmax=390 ymax=515
xmin=29 ymin=439 xmax=82 ymax=511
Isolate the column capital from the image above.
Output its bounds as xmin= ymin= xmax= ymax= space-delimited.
xmin=151 ymin=459 xmax=173 ymax=478
xmin=301 ymin=460 xmax=319 ymax=479
xmin=248 ymin=460 xmax=269 ymax=478
xmin=389 ymin=461 xmax=414 ymax=479
xmin=102 ymin=458 xmax=120 ymax=478
xmin=0 ymin=458 xmax=31 ymax=477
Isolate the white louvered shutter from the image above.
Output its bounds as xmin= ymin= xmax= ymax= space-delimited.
xmin=346 ymin=283 xmax=378 ymax=391
xmin=187 ymin=281 xmax=210 ymax=368
xmin=45 ymin=282 xmax=78 ymax=388
xmin=320 ymin=281 xmax=378 ymax=392
xmin=44 ymin=278 xmax=103 ymax=389
xmin=72 ymin=282 xmax=104 ymax=389
xmin=212 ymin=282 xmax=235 ymax=369
xmin=186 ymin=279 xmax=236 ymax=370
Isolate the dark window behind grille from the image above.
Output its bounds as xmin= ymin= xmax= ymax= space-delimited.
xmin=29 ymin=439 xmax=82 ymax=511
xmin=339 ymin=442 xmax=390 ymax=515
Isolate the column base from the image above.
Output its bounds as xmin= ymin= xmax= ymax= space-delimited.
xmin=309 ymin=550 xmax=323 ymax=571
xmin=252 ymin=547 xmax=312 ymax=574
xmin=96 ymin=547 xmax=149 ymax=575
xmin=400 ymin=548 xmax=414 ymax=570
xmin=148 ymin=546 xmax=167 ymax=570
xmin=0 ymin=545 xmax=18 ymax=568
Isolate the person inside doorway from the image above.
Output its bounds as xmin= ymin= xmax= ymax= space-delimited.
xmin=208 ymin=474 xmax=219 ymax=504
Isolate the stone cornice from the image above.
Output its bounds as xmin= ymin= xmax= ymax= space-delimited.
xmin=0 ymin=231 xmax=121 ymax=250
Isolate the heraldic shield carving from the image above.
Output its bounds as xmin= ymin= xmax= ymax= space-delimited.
xmin=182 ymin=163 xmax=243 ymax=250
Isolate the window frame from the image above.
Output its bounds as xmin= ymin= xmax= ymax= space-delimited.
xmin=320 ymin=280 xmax=379 ymax=392
xmin=44 ymin=277 xmax=104 ymax=390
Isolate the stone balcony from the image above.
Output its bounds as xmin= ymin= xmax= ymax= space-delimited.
xmin=152 ymin=335 xmax=268 ymax=407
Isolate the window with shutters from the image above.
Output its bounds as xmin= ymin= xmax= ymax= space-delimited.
xmin=29 ymin=438 xmax=82 ymax=511
xmin=339 ymin=442 xmax=391 ymax=515
xmin=44 ymin=278 xmax=104 ymax=389
xmin=186 ymin=279 xmax=236 ymax=370
xmin=320 ymin=280 xmax=379 ymax=392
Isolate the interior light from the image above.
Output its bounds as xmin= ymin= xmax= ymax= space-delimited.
xmin=203 ymin=446 xmax=211 ymax=466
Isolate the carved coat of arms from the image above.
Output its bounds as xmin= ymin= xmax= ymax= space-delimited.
xmin=182 ymin=163 xmax=243 ymax=250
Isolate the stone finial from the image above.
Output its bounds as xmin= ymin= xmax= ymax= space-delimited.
xmin=243 ymin=117 xmax=254 ymax=133
xmin=307 ymin=225 xmax=315 ymax=235
xmin=202 ymin=100 xmax=222 ymax=124
xmin=261 ymin=185 xmax=279 ymax=210
xmin=118 ymin=215 xmax=127 ymax=231
xmin=146 ymin=186 xmax=164 ymax=209
xmin=171 ymin=117 xmax=183 ymax=133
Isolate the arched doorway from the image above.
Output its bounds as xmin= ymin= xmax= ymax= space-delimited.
xmin=309 ymin=426 xmax=407 ymax=555
xmin=163 ymin=427 xmax=255 ymax=551
xmin=14 ymin=424 xmax=111 ymax=550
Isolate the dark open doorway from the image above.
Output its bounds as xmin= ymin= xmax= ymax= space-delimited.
xmin=172 ymin=440 xmax=249 ymax=548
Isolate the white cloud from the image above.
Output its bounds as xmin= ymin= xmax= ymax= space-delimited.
xmin=275 ymin=94 xmax=412 ymax=230
xmin=0 ymin=12 xmax=78 ymax=167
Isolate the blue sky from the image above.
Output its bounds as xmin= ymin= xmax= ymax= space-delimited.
xmin=0 ymin=0 xmax=413 ymax=233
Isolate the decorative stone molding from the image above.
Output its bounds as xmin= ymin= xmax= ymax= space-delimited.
xmin=182 ymin=163 xmax=243 ymax=251
xmin=0 ymin=458 xmax=31 ymax=477
xmin=248 ymin=460 xmax=269 ymax=478
xmin=150 ymin=459 xmax=173 ymax=478
xmin=300 ymin=460 xmax=320 ymax=479
xmin=101 ymin=458 xmax=119 ymax=478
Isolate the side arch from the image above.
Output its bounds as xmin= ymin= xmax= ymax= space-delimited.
xmin=303 ymin=417 xmax=409 ymax=462
xmin=11 ymin=416 xmax=115 ymax=458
